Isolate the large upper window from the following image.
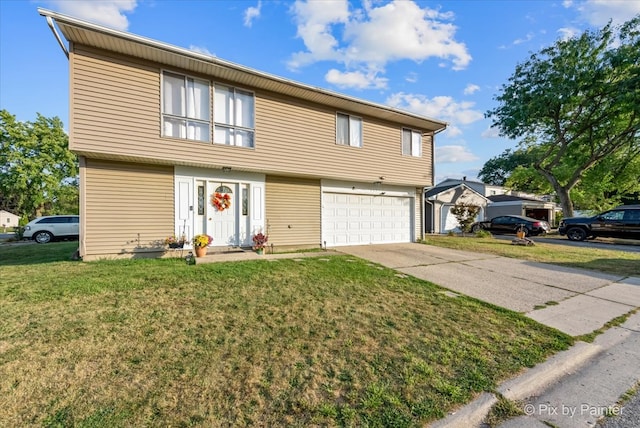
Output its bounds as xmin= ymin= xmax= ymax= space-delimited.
xmin=336 ymin=113 xmax=362 ymax=147
xmin=214 ymin=85 xmax=255 ymax=148
xmin=162 ymin=72 xmax=210 ymax=142
xmin=402 ymin=128 xmax=422 ymax=157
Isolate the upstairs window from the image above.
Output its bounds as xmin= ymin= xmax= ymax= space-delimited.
xmin=162 ymin=71 xmax=210 ymax=142
xmin=214 ymin=85 xmax=255 ymax=148
xmin=336 ymin=113 xmax=362 ymax=147
xmin=402 ymin=128 xmax=422 ymax=157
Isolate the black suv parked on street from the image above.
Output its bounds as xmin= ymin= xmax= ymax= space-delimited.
xmin=558 ymin=205 xmax=640 ymax=241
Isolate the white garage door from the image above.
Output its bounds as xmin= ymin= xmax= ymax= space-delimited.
xmin=323 ymin=192 xmax=412 ymax=246
xmin=441 ymin=205 xmax=484 ymax=233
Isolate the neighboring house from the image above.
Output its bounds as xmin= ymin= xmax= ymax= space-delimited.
xmin=0 ymin=210 xmax=20 ymax=231
xmin=486 ymin=194 xmax=559 ymax=226
xmin=434 ymin=177 xmax=510 ymax=199
xmin=39 ymin=9 xmax=447 ymax=260
xmin=427 ymin=178 xmax=560 ymax=233
xmin=424 ymin=183 xmax=488 ymax=234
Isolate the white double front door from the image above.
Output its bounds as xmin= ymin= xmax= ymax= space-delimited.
xmin=175 ymin=168 xmax=266 ymax=249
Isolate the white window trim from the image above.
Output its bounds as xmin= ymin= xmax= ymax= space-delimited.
xmin=336 ymin=112 xmax=363 ymax=148
xmin=213 ymin=83 xmax=256 ymax=148
xmin=161 ymin=70 xmax=211 ymax=142
xmin=402 ymin=128 xmax=422 ymax=157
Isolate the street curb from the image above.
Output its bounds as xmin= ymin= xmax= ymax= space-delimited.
xmin=430 ymin=392 xmax=497 ymax=428
xmin=497 ymin=341 xmax=601 ymax=400
xmin=429 ymin=340 xmax=604 ymax=427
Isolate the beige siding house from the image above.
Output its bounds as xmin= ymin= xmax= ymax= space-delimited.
xmin=40 ymin=9 xmax=447 ymax=260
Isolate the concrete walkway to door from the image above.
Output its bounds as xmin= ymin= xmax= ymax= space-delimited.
xmin=337 ymin=243 xmax=640 ymax=336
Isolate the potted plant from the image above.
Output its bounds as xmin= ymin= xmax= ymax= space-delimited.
xmin=252 ymin=232 xmax=268 ymax=255
xmin=164 ymin=234 xmax=186 ymax=249
xmin=192 ymin=234 xmax=213 ymax=257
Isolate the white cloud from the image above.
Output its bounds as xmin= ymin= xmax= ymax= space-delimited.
xmin=325 ymin=69 xmax=388 ymax=89
xmin=386 ymin=92 xmax=483 ymax=127
xmin=244 ymin=1 xmax=262 ymax=27
xmin=557 ymin=27 xmax=580 ymax=40
xmin=288 ymin=0 xmax=350 ymax=68
xmin=463 ymin=84 xmax=480 ymax=95
xmin=446 ymin=126 xmax=463 ymax=137
xmin=571 ymin=0 xmax=640 ymax=26
xmin=512 ymin=32 xmax=534 ymax=45
xmin=288 ymin=0 xmax=471 ymax=88
xmin=481 ymin=126 xmax=500 ymax=139
xmin=189 ymin=45 xmax=215 ymax=57
xmin=47 ymin=0 xmax=137 ymax=31
xmin=405 ymin=72 xmax=418 ymax=83
xmin=341 ymin=1 xmax=471 ymax=70
xmin=436 ymin=145 xmax=479 ymax=163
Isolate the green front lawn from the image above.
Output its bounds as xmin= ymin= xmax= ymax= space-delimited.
xmin=0 ymin=242 xmax=571 ymax=426
xmin=422 ymin=235 xmax=640 ymax=277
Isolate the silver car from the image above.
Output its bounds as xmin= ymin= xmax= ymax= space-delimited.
xmin=23 ymin=215 xmax=79 ymax=243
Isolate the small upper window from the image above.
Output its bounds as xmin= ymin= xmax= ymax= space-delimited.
xmin=336 ymin=113 xmax=362 ymax=147
xmin=162 ymin=71 xmax=210 ymax=142
xmin=402 ymin=128 xmax=422 ymax=157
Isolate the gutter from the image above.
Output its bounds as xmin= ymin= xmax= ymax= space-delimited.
xmin=44 ymin=14 xmax=69 ymax=59
xmin=429 ymin=126 xmax=448 ymax=188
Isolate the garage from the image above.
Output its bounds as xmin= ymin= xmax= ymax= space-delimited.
xmin=322 ymin=192 xmax=413 ymax=246
xmin=441 ymin=204 xmax=484 ymax=233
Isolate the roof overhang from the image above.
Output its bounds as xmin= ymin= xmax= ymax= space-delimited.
xmin=38 ymin=8 xmax=447 ymax=133
xmin=426 ymin=183 xmax=489 ymax=202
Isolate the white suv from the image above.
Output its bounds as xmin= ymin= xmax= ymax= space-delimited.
xmin=23 ymin=215 xmax=79 ymax=243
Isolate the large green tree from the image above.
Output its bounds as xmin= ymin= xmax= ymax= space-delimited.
xmin=486 ymin=16 xmax=640 ymax=217
xmin=480 ymin=144 xmax=640 ymax=211
xmin=0 ymin=110 xmax=78 ymax=219
xmin=477 ymin=148 xmax=538 ymax=186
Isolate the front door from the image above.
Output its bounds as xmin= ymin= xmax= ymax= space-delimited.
xmin=209 ymin=182 xmax=238 ymax=246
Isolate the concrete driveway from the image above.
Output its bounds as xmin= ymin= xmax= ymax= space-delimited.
xmin=338 ymin=243 xmax=640 ymax=336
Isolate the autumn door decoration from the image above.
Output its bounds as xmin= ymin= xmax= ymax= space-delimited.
xmin=211 ymin=192 xmax=232 ymax=212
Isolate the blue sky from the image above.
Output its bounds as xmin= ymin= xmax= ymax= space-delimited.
xmin=1 ymin=0 xmax=639 ymax=183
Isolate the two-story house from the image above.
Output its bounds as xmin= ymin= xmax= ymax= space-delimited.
xmin=39 ymin=9 xmax=447 ymax=260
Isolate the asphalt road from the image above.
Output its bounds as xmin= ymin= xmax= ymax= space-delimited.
xmin=599 ymin=388 xmax=640 ymax=428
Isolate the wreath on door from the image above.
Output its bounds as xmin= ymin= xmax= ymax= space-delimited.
xmin=211 ymin=192 xmax=232 ymax=211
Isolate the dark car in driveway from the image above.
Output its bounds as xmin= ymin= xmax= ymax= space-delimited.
xmin=470 ymin=215 xmax=551 ymax=236
xmin=558 ymin=205 xmax=640 ymax=241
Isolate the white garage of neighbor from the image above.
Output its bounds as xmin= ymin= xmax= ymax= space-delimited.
xmin=321 ymin=180 xmax=416 ymax=247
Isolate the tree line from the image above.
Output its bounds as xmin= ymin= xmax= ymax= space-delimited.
xmin=0 ymin=109 xmax=78 ymax=222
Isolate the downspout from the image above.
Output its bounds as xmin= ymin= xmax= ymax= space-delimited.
xmin=424 ymin=125 xmax=447 ymax=236
xmin=422 ymin=189 xmax=428 ymax=238
xmin=431 ymin=125 xmax=448 ymax=187
xmin=424 ymin=195 xmax=434 ymax=235
xmin=44 ymin=15 xmax=69 ymax=59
